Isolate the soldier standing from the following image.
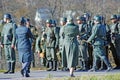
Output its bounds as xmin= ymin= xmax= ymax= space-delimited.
xmin=62 ymin=17 xmax=79 ymax=77
xmin=59 ymin=17 xmax=68 ymax=71
xmin=87 ymin=15 xmax=112 ymax=72
xmin=26 ymin=18 xmax=38 ymax=68
xmin=83 ymin=13 xmax=93 ymax=69
xmin=1 ymin=13 xmax=17 ymax=74
xmin=109 ymin=15 xmax=120 ymax=69
xmin=44 ymin=19 xmax=58 ymax=71
xmin=16 ymin=17 xmax=33 ymax=77
xmin=36 ymin=32 xmax=47 ymax=67
xmin=76 ymin=16 xmax=89 ymax=71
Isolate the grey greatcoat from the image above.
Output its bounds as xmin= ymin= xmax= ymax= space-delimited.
xmin=16 ymin=26 xmax=33 ymax=63
xmin=62 ymin=23 xmax=79 ymax=68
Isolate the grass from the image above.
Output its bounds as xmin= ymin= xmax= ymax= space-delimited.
xmin=12 ymin=73 xmax=120 ymax=80
xmin=43 ymin=74 xmax=120 ymax=80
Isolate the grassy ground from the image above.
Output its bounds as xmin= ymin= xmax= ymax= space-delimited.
xmin=29 ymin=74 xmax=120 ymax=80
xmin=13 ymin=73 xmax=120 ymax=80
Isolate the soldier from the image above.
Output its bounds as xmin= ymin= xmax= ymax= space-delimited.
xmin=44 ymin=19 xmax=58 ymax=71
xmin=83 ymin=13 xmax=93 ymax=69
xmin=36 ymin=32 xmax=47 ymax=67
xmin=87 ymin=15 xmax=112 ymax=72
xmin=109 ymin=14 xmax=120 ymax=69
xmin=76 ymin=16 xmax=89 ymax=71
xmin=1 ymin=13 xmax=17 ymax=74
xmin=62 ymin=17 xmax=79 ymax=77
xmin=0 ymin=19 xmax=6 ymax=36
xmin=16 ymin=17 xmax=33 ymax=77
xmin=59 ymin=17 xmax=68 ymax=71
xmin=26 ymin=18 xmax=38 ymax=68
xmin=0 ymin=18 xmax=7 ymax=65
xmin=52 ymin=20 xmax=60 ymax=71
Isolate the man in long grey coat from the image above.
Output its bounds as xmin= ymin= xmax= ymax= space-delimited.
xmin=62 ymin=17 xmax=79 ymax=77
xmin=16 ymin=17 xmax=33 ymax=77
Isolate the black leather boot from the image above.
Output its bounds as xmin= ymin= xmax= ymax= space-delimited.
xmin=9 ymin=62 xmax=15 ymax=74
xmin=47 ymin=61 xmax=53 ymax=71
xmin=52 ymin=61 xmax=57 ymax=71
xmin=4 ymin=62 xmax=11 ymax=74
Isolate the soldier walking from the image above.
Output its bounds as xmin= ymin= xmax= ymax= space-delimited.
xmin=62 ymin=17 xmax=79 ymax=77
xmin=16 ymin=17 xmax=33 ymax=77
xmin=87 ymin=15 xmax=112 ymax=72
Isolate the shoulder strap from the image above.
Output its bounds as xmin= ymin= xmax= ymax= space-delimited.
xmin=115 ymin=23 xmax=119 ymax=33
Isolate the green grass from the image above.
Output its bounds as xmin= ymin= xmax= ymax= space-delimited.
xmin=22 ymin=73 xmax=120 ymax=80
xmin=43 ymin=74 xmax=120 ymax=80
xmin=0 ymin=69 xmax=5 ymax=72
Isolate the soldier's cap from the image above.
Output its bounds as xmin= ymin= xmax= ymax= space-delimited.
xmin=76 ymin=16 xmax=86 ymax=21
xmin=110 ymin=14 xmax=117 ymax=20
xmin=46 ymin=19 xmax=52 ymax=24
xmin=60 ymin=17 xmax=67 ymax=22
xmin=93 ymin=15 xmax=102 ymax=22
xmin=4 ymin=13 xmax=12 ymax=19
xmin=20 ymin=17 xmax=26 ymax=23
xmin=117 ymin=14 xmax=120 ymax=20
xmin=67 ymin=16 xmax=73 ymax=22
xmin=26 ymin=18 xmax=30 ymax=22
xmin=83 ymin=13 xmax=90 ymax=17
xmin=52 ymin=20 xmax=57 ymax=24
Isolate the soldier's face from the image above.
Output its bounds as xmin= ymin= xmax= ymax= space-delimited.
xmin=60 ymin=21 xmax=65 ymax=26
xmin=111 ymin=19 xmax=117 ymax=23
xmin=26 ymin=21 xmax=30 ymax=25
xmin=94 ymin=20 xmax=99 ymax=24
xmin=46 ymin=23 xmax=51 ymax=27
xmin=77 ymin=20 xmax=82 ymax=24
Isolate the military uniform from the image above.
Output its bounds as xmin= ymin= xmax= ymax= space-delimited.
xmin=0 ymin=20 xmax=6 ymax=63
xmin=1 ymin=14 xmax=17 ymax=74
xmin=83 ymin=13 xmax=94 ymax=69
xmin=58 ymin=17 xmax=68 ymax=71
xmin=44 ymin=19 xmax=59 ymax=71
xmin=76 ymin=16 xmax=89 ymax=71
xmin=87 ymin=15 xmax=112 ymax=72
xmin=62 ymin=20 xmax=79 ymax=69
xmin=109 ymin=15 xmax=120 ymax=69
xmin=35 ymin=34 xmax=46 ymax=67
xmin=26 ymin=18 xmax=38 ymax=68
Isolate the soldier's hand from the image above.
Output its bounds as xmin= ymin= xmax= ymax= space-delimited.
xmin=37 ymin=51 xmax=40 ymax=57
xmin=11 ymin=45 xmax=15 ymax=48
xmin=86 ymin=41 xmax=91 ymax=44
xmin=77 ymin=35 xmax=80 ymax=40
xmin=0 ymin=44 xmax=4 ymax=48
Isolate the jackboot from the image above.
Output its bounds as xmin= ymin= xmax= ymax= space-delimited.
xmin=4 ymin=62 xmax=11 ymax=74
xmin=52 ymin=61 xmax=57 ymax=71
xmin=9 ymin=62 xmax=15 ymax=74
xmin=47 ymin=61 xmax=53 ymax=71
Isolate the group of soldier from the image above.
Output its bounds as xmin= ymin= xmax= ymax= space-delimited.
xmin=0 ymin=12 xmax=120 ymax=77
